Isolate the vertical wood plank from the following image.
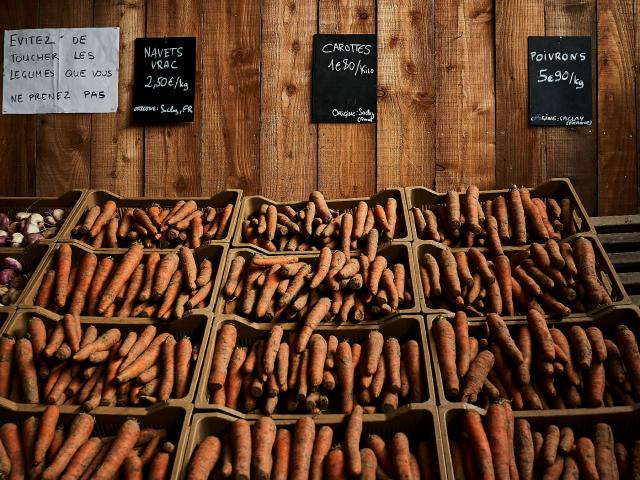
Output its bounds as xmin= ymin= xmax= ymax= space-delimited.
xmin=201 ymin=0 xmax=261 ymax=195
xmin=495 ymin=0 xmax=546 ymax=188
xmin=598 ymin=0 xmax=636 ymax=215
xmin=91 ymin=0 xmax=145 ymax=196
xmin=377 ymin=0 xmax=436 ymax=189
xmin=545 ymin=0 xmax=597 ymax=214
xmin=36 ymin=0 xmax=93 ymax=195
xmin=144 ymin=0 xmax=202 ymax=197
xmin=317 ymin=0 xmax=376 ymax=198
xmin=434 ymin=0 xmax=495 ymax=191
xmin=0 ymin=0 xmax=38 ymax=195
xmin=260 ymin=0 xmax=317 ymax=200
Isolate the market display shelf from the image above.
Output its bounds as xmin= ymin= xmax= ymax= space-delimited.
xmin=17 ymin=241 xmax=228 ymax=317
xmin=195 ymin=313 xmax=434 ymax=416
xmin=405 ymin=178 xmax=594 ymax=247
xmin=1 ymin=308 xmax=214 ymax=409
xmin=412 ymin=233 xmax=629 ymax=319
xmin=232 ymin=187 xmax=412 ymax=254
xmin=179 ymin=404 xmax=444 ymax=480
xmin=58 ymin=188 xmax=242 ymax=248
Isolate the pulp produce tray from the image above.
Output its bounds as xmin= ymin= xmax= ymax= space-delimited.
xmin=439 ymin=403 xmax=640 ymax=480
xmin=1 ymin=308 xmax=214 ymax=408
xmin=413 ymin=234 xmax=629 ymax=319
xmin=405 ymin=178 xmax=594 ymax=246
xmin=0 ymin=243 xmax=51 ymax=307
xmin=195 ymin=314 xmax=434 ymax=416
xmin=215 ymin=242 xmax=420 ymax=321
xmin=0 ymin=400 xmax=191 ymax=480
xmin=178 ymin=404 xmax=444 ymax=480
xmin=232 ymin=188 xmax=412 ymax=254
xmin=58 ymin=188 xmax=242 ymax=247
xmin=18 ymin=241 xmax=228 ymax=316
xmin=0 ymin=189 xmax=87 ymax=246
xmin=427 ymin=303 xmax=640 ymax=410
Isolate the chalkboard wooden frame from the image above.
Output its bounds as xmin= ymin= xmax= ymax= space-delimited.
xmin=133 ymin=36 xmax=196 ymax=124
xmin=312 ymin=33 xmax=377 ymax=124
xmin=528 ymin=36 xmax=592 ymax=126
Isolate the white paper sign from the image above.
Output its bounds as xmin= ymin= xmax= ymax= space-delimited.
xmin=2 ymin=27 xmax=119 ymax=114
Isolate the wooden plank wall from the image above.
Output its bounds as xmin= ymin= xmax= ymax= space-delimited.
xmin=0 ymin=0 xmax=638 ymax=215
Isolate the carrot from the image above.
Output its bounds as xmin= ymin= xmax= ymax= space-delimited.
xmin=461 ymin=350 xmax=495 ymax=402
xmin=391 ymin=432 xmax=412 ymax=480
xmin=0 ymin=335 xmax=14 ymax=398
xmin=286 ymin=416 xmax=316 ymax=480
xmin=268 ymin=428 xmax=291 ymax=480
xmin=464 ymin=185 xmax=482 ymax=234
xmin=296 ymin=297 xmax=331 ymax=353
xmin=41 ymin=413 xmax=94 ymax=480
xmin=73 ymin=328 xmax=121 ymax=361
xmin=593 ymin=423 xmax=617 ymax=480
xmin=361 ymin=330 xmax=383 ymax=376
xmin=487 ymin=313 xmax=523 ymax=363
xmin=176 ymin=246 xmax=198 ymax=292
xmin=166 ymin=200 xmax=197 ymax=226
xmin=576 ymin=437 xmax=599 ymax=480
xmin=92 ymin=419 xmax=140 ymax=480
xmin=526 ymin=308 xmax=555 ymax=361
xmin=152 ymin=252 xmax=179 ymax=301
xmin=434 ymin=315 xmax=459 ymax=398
xmin=148 ymin=451 xmax=170 ymax=479
xmin=438 ymin=249 xmax=462 ymax=297
xmin=506 ymin=186 xmax=526 ymax=245
xmin=54 ymin=244 xmax=74 ymax=308
xmin=169 ymin=336 xmax=192 ymax=400
xmin=307 ymin=334 xmax=326 ymax=388
xmin=573 ymin=237 xmax=604 ymax=304
xmin=307 ymin=426 xmax=333 ymax=480
xmin=187 ymin=436 xmax=220 ymax=480
xmin=403 ymin=340 xmax=423 ymax=402
xmin=336 ymin=341 xmax=354 ymax=413
xmin=120 ymin=325 xmax=157 ymax=372
xmin=0 ymin=423 xmax=24 ymax=479
xmin=89 ymin=200 xmax=117 ymax=237
xmin=33 ymin=405 xmax=60 ymax=466
xmin=15 ymin=337 xmax=39 ymax=403
xmin=464 ymin=410 xmax=495 ymax=480
xmin=250 ymin=417 xmax=276 ymax=480
xmin=560 ymin=198 xmax=576 ymax=235
xmin=60 ymin=436 xmax=104 ymax=480
xmin=614 ymin=443 xmax=628 ymax=479
xmin=122 ymin=452 xmax=143 ymax=480
xmin=514 ymin=419 xmax=534 ymax=480
xmin=491 ymin=254 xmax=513 ymax=316
xmin=615 ymin=325 xmax=640 ymax=396
xmin=445 ymin=191 xmax=461 ymax=230
xmin=35 ymin=269 xmax=56 ymax=308
xmin=98 ymin=244 xmax=144 ymax=314
xmin=586 ymin=326 xmax=607 ymax=362
xmin=541 ymin=424 xmax=560 ymax=466
xmin=208 ymin=324 xmax=237 ymax=392
xmin=454 ymin=251 xmax=474 ymax=288
xmin=486 ymin=403 xmax=510 ymax=479
xmin=81 ymin=205 xmax=102 ymax=234
xmin=116 ymin=333 xmax=170 ymax=383
xmin=359 ymin=447 xmax=378 ymax=480
xmin=157 ymin=336 xmax=176 ymax=401
xmin=568 ymin=325 xmax=592 ymax=369
xmin=384 ymin=338 xmax=402 ymax=393
xmin=185 ymin=280 xmax=212 ymax=310
xmin=230 ymin=419 xmax=252 ymax=480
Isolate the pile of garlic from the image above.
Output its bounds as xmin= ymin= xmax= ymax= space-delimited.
xmin=0 ymin=209 xmax=65 ymax=247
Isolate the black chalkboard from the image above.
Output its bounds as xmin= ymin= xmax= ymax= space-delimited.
xmin=528 ymin=36 xmax=592 ymax=126
xmin=133 ymin=37 xmax=196 ymax=123
xmin=312 ymin=34 xmax=377 ymax=123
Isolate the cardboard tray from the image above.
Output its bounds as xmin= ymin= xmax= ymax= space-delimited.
xmin=178 ymin=404 xmax=444 ymax=480
xmin=1 ymin=308 xmax=214 ymax=409
xmin=427 ymin=303 xmax=640 ymax=410
xmin=0 ymin=243 xmax=52 ymax=307
xmin=58 ymin=188 xmax=243 ymax=247
xmin=195 ymin=314 xmax=434 ymax=416
xmin=439 ymin=403 xmax=640 ymax=480
xmin=18 ymin=241 xmax=228 ymax=317
xmin=405 ymin=178 xmax=595 ymax=245
xmin=0 ymin=189 xmax=87 ymax=247
xmin=215 ymin=242 xmax=420 ymax=321
xmin=0 ymin=400 xmax=192 ymax=480
xmin=231 ymin=188 xmax=412 ymax=254
xmin=413 ymin=234 xmax=630 ymax=319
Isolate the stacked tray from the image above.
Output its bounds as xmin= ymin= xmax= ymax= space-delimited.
xmin=59 ymin=188 xmax=242 ymax=247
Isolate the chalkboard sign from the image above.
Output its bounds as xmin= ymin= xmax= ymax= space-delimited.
xmin=528 ymin=36 xmax=592 ymax=126
xmin=312 ymin=34 xmax=377 ymax=123
xmin=133 ymin=37 xmax=195 ymax=123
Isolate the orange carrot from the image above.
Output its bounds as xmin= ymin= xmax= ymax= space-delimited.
xmin=446 ymin=191 xmax=462 ymax=230
xmin=0 ymin=423 xmax=24 ymax=479
xmin=615 ymin=325 xmax=640 ymax=396
xmin=0 ymin=335 xmax=14 ymax=398
xmin=152 ymin=252 xmax=179 ymax=301
xmin=92 ymin=419 xmax=141 ymax=480
xmin=461 ymin=350 xmax=495 ymax=403
xmin=573 ymin=237 xmax=603 ymax=305
xmin=208 ymin=324 xmax=237 ymax=392
xmin=296 ymin=297 xmax=332 ymax=353
xmin=508 ymin=187 xmax=527 ymax=245
xmin=455 ymin=251 xmax=474 ymax=288
xmin=231 ymin=419 xmax=252 ymax=480
xmin=336 ymin=341 xmax=354 ymax=413
xmin=36 ymin=269 xmax=56 ymax=307
xmin=89 ymin=200 xmax=117 ymax=237
xmin=487 ymin=313 xmax=523 ymax=363
xmin=569 ymin=325 xmax=592 ymax=369
xmin=440 ymin=249 xmax=462 ymax=298
xmin=272 ymin=428 xmax=291 ymax=480
xmin=187 ymin=436 xmax=221 ymax=480
xmin=515 ymin=419 xmax=534 ymax=480
xmin=81 ymin=205 xmax=101 ymax=234
xmin=174 ymin=336 xmax=193 ymax=399
xmin=15 ymin=338 xmax=39 ymax=403
xmin=309 ymin=334 xmax=327 ymax=388
xmin=290 ymin=416 xmax=316 ymax=480
xmin=158 ymin=336 xmax=176 ymax=401
xmin=73 ymin=328 xmax=121 ymax=362
xmin=54 ymin=244 xmax=73 ymax=308
xmin=464 ymin=185 xmax=482 ymax=234
xmin=252 ymin=417 xmax=277 ymax=480
xmin=526 ymin=308 xmax=555 ymax=361
xmin=344 ymin=405 xmax=364 ymax=476
xmin=391 ymin=432 xmax=412 ymax=480
xmin=434 ymin=315 xmax=459 ymax=398
xmin=98 ymin=244 xmax=144 ymax=314
xmin=116 ymin=333 xmax=170 ymax=383
xmin=310 ymin=426 xmax=334 ymax=480
xmin=41 ymin=413 xmax=94 ymax=480
xmin=119 ymin=325 xmax=157 ymax=372
xmin=61 ymin=436 xmax=104 ymax=480
xmin=575 ymin=437 xmax=599 ymax=480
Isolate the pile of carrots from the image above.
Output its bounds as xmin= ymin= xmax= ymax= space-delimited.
xmin=34 ymin=244 xmax=216 ymax=320
xmin=453 ymin=404 xmax=634 ymax=479
xmin=434 ymin=311 xmax=640 ymax=410
xmin=241 ymin=190 xmax=402 ymax=254
xmin=0 ymin=406 xmax=174 ymax=479
xmin=186 ymin=409 xmax=436 ymax=480
xmin=0 ymin=319 xmax=198 ymax=409
xmin=207 ymin=324 xmax=425 ymax=414
xmin=421 ymin=237 xmax=613 ymax=317
xmin=221 ymin=250 xmax=412 ymax=323
xmin=71 ymin=199 xmax=235 ymax=248
xmin=412 ymin=185 xmax=580 ymax=246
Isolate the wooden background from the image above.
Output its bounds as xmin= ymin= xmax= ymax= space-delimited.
xmin=0 ymin=0 xmax=637 ymax=215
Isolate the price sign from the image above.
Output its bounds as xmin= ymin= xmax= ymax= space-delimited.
xmin=133 ymin=37 xmax=195 ymax=123
xmin=528 ymin=36 xmax=592 ymax=126
xmin=312 ymin=34 xmax=377 ymax=123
